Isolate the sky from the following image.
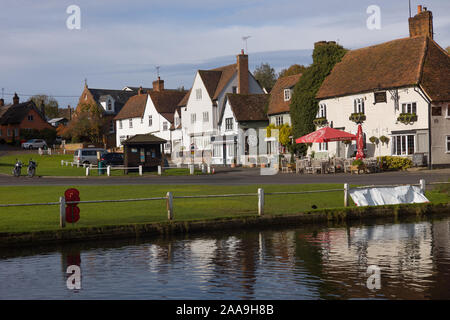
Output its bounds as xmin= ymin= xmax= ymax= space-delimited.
xmin=0 ymin=0 xmax=449 ymax=109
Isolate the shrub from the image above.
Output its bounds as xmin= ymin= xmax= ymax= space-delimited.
xmin=352 ymin=159 xmax=364 ymax=166
xmin=377 ymin=156 xmax=412 ymax=171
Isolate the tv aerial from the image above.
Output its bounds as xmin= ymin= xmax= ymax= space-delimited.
xmin=242 ymin=36 xmax=251 ymax=54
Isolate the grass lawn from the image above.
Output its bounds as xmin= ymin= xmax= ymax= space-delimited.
xmin=0 ymin=154 xmax=204 ymax=177
xmin=0 ymin=184 xmax=448 ymax=233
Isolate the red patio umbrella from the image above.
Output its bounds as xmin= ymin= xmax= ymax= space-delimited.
xmin=295 ymin=127 xmax=357 ymax=144
xmin=355 ymin=124 xmax=365 ymax=160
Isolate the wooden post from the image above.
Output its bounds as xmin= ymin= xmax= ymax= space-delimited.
xmin=139 ymin=165 xmax=143 ymax=176
xmin=258 ymin=188 xmax=264 ymax=216
xmin=86 ymin=167 xmax=89 ymax=176
xmin=344 ymin=183 xmax=349 ymax=207
xmin=107 ymin=166 xmax=111 ymax=176
xmin=167 ymin=192 xmax=173 ymax=220
xmin=420 ymin=179 xmax=426 ymax=195
xmin=59 ymin=196 xmax=66 ymax=228
xmin=158 ymin=165 xmax=162 ymax=175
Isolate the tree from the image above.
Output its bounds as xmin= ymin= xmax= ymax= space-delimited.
xmin=290 ymin=42 xmax=348 ymax=156
xmin=253 ymin=63 xmax=277 ymax=92
xmin=278 ymin=64 xmax=307 ymax=78
xmin=446 ymin=46 xmax=450 ymax=54
xmin=63 ymin=102 xmax=107 ymax=143
xmin=30 ymin=95 xmax=59 ymax=119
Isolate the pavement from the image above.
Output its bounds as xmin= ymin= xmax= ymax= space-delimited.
xmin=0 ymin=167 xmax=449 ymax=187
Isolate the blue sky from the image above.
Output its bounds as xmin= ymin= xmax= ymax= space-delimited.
xmin=0 ymin=0 xmax=449 ymax=109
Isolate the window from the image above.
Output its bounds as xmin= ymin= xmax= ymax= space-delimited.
xmin=354 ymin=98 xmax=365 ymax=113
xmin=213 ymin=144 xmax=222 ymax=157
xmin=374 ymin=91 xmax=387 ymax=103
xmin=140 ymin=118 xmax=143 ymax=124
xmin=284 ymin=89 xmax=291 ymax=101
xmin=276 ymin=116 xmax=284 ymax=127
xmin=446 ymin=105 xmax=450 ymax=118
xmin=318 ymin=142 xmax=328 ymax=151
xmin=129 ymin=119 xmax=133 ymax=128
xmin=109 ymin=121 xmax=114 ymax=133
xmin=175 ymin=116 xmax=180 ymax=127
xmin=196 ymin=88 xmax=202 ymax=100
xmin=432 ymin=106 xmax=442 ymax=116
xmin=191 ymin=113 xmax=196 ymax=124
xmin=401 ymin=102 xmax=417 ymax=114
xmin=225 ymin=118 xmax=233 ymax=131
xmin=7 ymin=129 xmax=11 ymax=137
xmin=119 ymin=120 xmax=122 ymax=129
xmin=27 ymin=115 xmax=33 ymax=121
xmin=203 ymin=111 xmax=209 ymax=123
xmin=232 ymin=86 xmax=237 ymax=94
xmin=107 ymin=100 xmax=112 ymax=111
xmin=163 ymin=122 xmax=168 ymax=131
xmin=446 ymin=136 xmax=450 ymax=153
xmin=14 ymin=128 xmax=19 ymax=137
xmin=85 ymin=94 xmax=88 ymax=101
xmin=317 ymin=103 xmax=327 ymax=118
xmin=392 ymin=134 xmax=415 ymax=156
xmin=148 ymin=115 xmax=152 ymax=127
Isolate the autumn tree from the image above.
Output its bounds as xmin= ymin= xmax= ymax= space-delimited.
xmin=63 ymin=103 xmax=108 ymax=143
xmin=253 ymin=63 xmax=277 ymax=92
xmin=278 ymin=64 xmax=307 ymax=78
xmin=30 ymin=94 xmax=59 ymax=119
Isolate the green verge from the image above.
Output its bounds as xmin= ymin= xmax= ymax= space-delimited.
xmin=0 ymin=184 xmax=448 ymax=234
xmin=0 ymin=154 xmax=204 ymax=177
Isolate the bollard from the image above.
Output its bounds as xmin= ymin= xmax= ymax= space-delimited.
xmin=86 ymin=167 xmax=90 ymax=176
xmin=139 ymin=165 xmax=143 ymax=176
xmin=207 ymin=165 xmax=211 ymax=174
xmin=166 ymin=192 xmax=173 ymax=220
xmin=77 ymin=162 xmax=80 ymax=168
xmin=258 ymin=188 xmax=264 ymax=216
xmin=189 ymin=164 xmax=194 ymax=175
xmin=107 ymin=166 xmax=111 ymax=176
xmin=49 ymin=149 xmax=52 ymax=155
xmin=59 ymin=196 xmax=66 ymax=228
xmin=420 ymin=179 xmax=426 ymax=195
xmin=158 ymin=165 xmax=162 ymax=175
xmin=344 ymin=183 xmax=349 ymax=207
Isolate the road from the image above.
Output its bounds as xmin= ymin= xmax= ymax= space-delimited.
xmin=0 ymin=167 xmax=449 ymax=187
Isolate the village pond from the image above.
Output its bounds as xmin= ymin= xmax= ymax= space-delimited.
xmin=1 ymin=215 xmax=450 ymax=299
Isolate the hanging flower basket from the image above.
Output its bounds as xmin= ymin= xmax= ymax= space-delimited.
xmin=369 ymin=136 xmax=379 ymax=145
xmin=349 ymin=113 xmax=366 ymax=124
xmin=397 ymin=113 xmax=418 ymax=124
xmin=379 ymin=135 xmax=389 ymax=145
xmin=313 ymin=117 xmax=328 ymax=127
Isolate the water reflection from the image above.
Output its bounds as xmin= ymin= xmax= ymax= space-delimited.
xmin=0 ymin=216 xmax=449 ymax=299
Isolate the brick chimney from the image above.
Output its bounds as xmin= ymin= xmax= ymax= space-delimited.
xmin=13 ymin=93 xmax=19 ymax=105
xmin=237 ymin=49 xmax=249 ymax=94
xmin=0 ymin=98 xmax=4 ymax=107
xmin=152 ymin=77 xmax=164 ymax=92
xmin=138 ymin=86 xmax=143 ymax=95
xmin=409 ymin=5 xmax=433 ymax=39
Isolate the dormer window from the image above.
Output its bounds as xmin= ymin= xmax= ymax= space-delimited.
xmin=284 ymin=89 xmax=291 ymax=101
xmin=107 ymin=100 xmax=113 ymax=111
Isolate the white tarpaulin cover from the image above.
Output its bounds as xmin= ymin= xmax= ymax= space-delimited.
xmin=349 ymin=185 xmax=429 ymax=207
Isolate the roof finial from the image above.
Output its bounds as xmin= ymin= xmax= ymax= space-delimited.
xmin=84 ymin=78 xmax=88 ymax=88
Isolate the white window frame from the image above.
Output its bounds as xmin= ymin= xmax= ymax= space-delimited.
xmin=196 ymin=88 xmax=202 ymax=100
xmin=203 ymin=111 xmax=209 ymax=123
xmin=148 ymin=115 xmax=152 ymax=127
xmin=119 ymin=120 xmax=122 ymax=129
xmin=276 ymin=115 xmax=284 ymax=127
xmin=354 ymin=98 xmax=365 ymax=114
xmin=446 ymin=105 xmax=450 ymax=119
xmin=27 ymin=115 xmax=34 ymax=121
xmin=225 ymin=118 xmax=233 ymax=131
xmin=401 ymin=102 xmax=417 ymax=114
xmin=191 ymin=113 xmax=196 ymax=124
xmin=284 ymin=89 xmax=291 ymax=101
xmin=129 ymin=119 xmax=133 ymax=128
xmin=446 ymin=135 xmax=450 ymax=153
xmin=163 ymin=122 xmax=168 ymax=131
xmin=391 ymin=134 xmax=416 ymax=156
xmin=317 ymin=103 xmax=327 ymax=118
xmin=318 ymin=142 xmax=328 ymax=151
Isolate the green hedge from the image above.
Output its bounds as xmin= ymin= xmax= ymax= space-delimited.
xmin=377 ymin=156 xmax=413 ymax=170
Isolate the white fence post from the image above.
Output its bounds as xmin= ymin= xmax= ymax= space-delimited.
xmin=258 ymin=188 xmax=264 ymax=216
xmin=207 ymin=165 xmax=211 ymax=174
xmin=49 ymin=148 xmax=52 ymax=155
xmin=59 ymin=196 xmax=66 ymax=228
xmin=158 ymin=165 xmax=162 ymax=175
xmin=189 ymin=164 xmax=194 ymax=175
xmin=86 ymin=167 xmax=90 ymax=176
xmin=167 ymin=192 xmax=173 ymax=220
xmin=420 ymin=179 xmax=426 ymax=195
xmin=107 ymin=166 xmax=111 ymax=176
xmin=344 ymin=183 xmax=349 ymax=207
xmin=61 ymin=160 xmax=64 ymax=166
xmin=77 ymin=162 xmax=79 ymax=168
xmin=139 ymin=165 xmax=143 ymax=176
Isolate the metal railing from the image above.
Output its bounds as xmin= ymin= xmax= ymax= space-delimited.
xmin=1 ymin=180 xmax=448 ymax=228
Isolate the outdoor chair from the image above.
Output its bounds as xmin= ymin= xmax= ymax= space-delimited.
xmin=344 ymin=159 xmax=353 ymax=173
xmin=311 ymin=159 xmax=323 ymax=174
xmin=327 ymin=158 xmax=336 ymax=174
xmin=334 ymin=158 xmax=345 ymax=173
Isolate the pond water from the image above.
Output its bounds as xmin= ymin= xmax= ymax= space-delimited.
xmin=1 ymin=216 xmax=450 ymax=299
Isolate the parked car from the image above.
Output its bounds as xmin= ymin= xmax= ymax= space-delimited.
xmin=21 ymin=139 xmax=47 ymax=149
xmin=100 ymin=152 xmax=124 ymax=166
xmin=74 ymin=148 xmax=107 ymax=165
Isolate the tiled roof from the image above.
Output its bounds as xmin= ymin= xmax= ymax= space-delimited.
xmin=225 ymin=93 xmax=269 ymax=122
xmin=177 ymin=89 xmax=191 ymax=107
xmin=0 ymin=100 xmax=44 ymax=125
xmin=114 ymin=94 xmax=148 ymax=120
xmin=316 ymin=36 xmax=450 ymax=101
xmin=122 ymin=133 xmax=166 ymax=145
xmin=267 ymin=74 xmax=302 ymax=115
xmin=87 ymin=88 xmax=136 ymax=114
xmin=198 ymin=64 xmax=238 ymax=100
